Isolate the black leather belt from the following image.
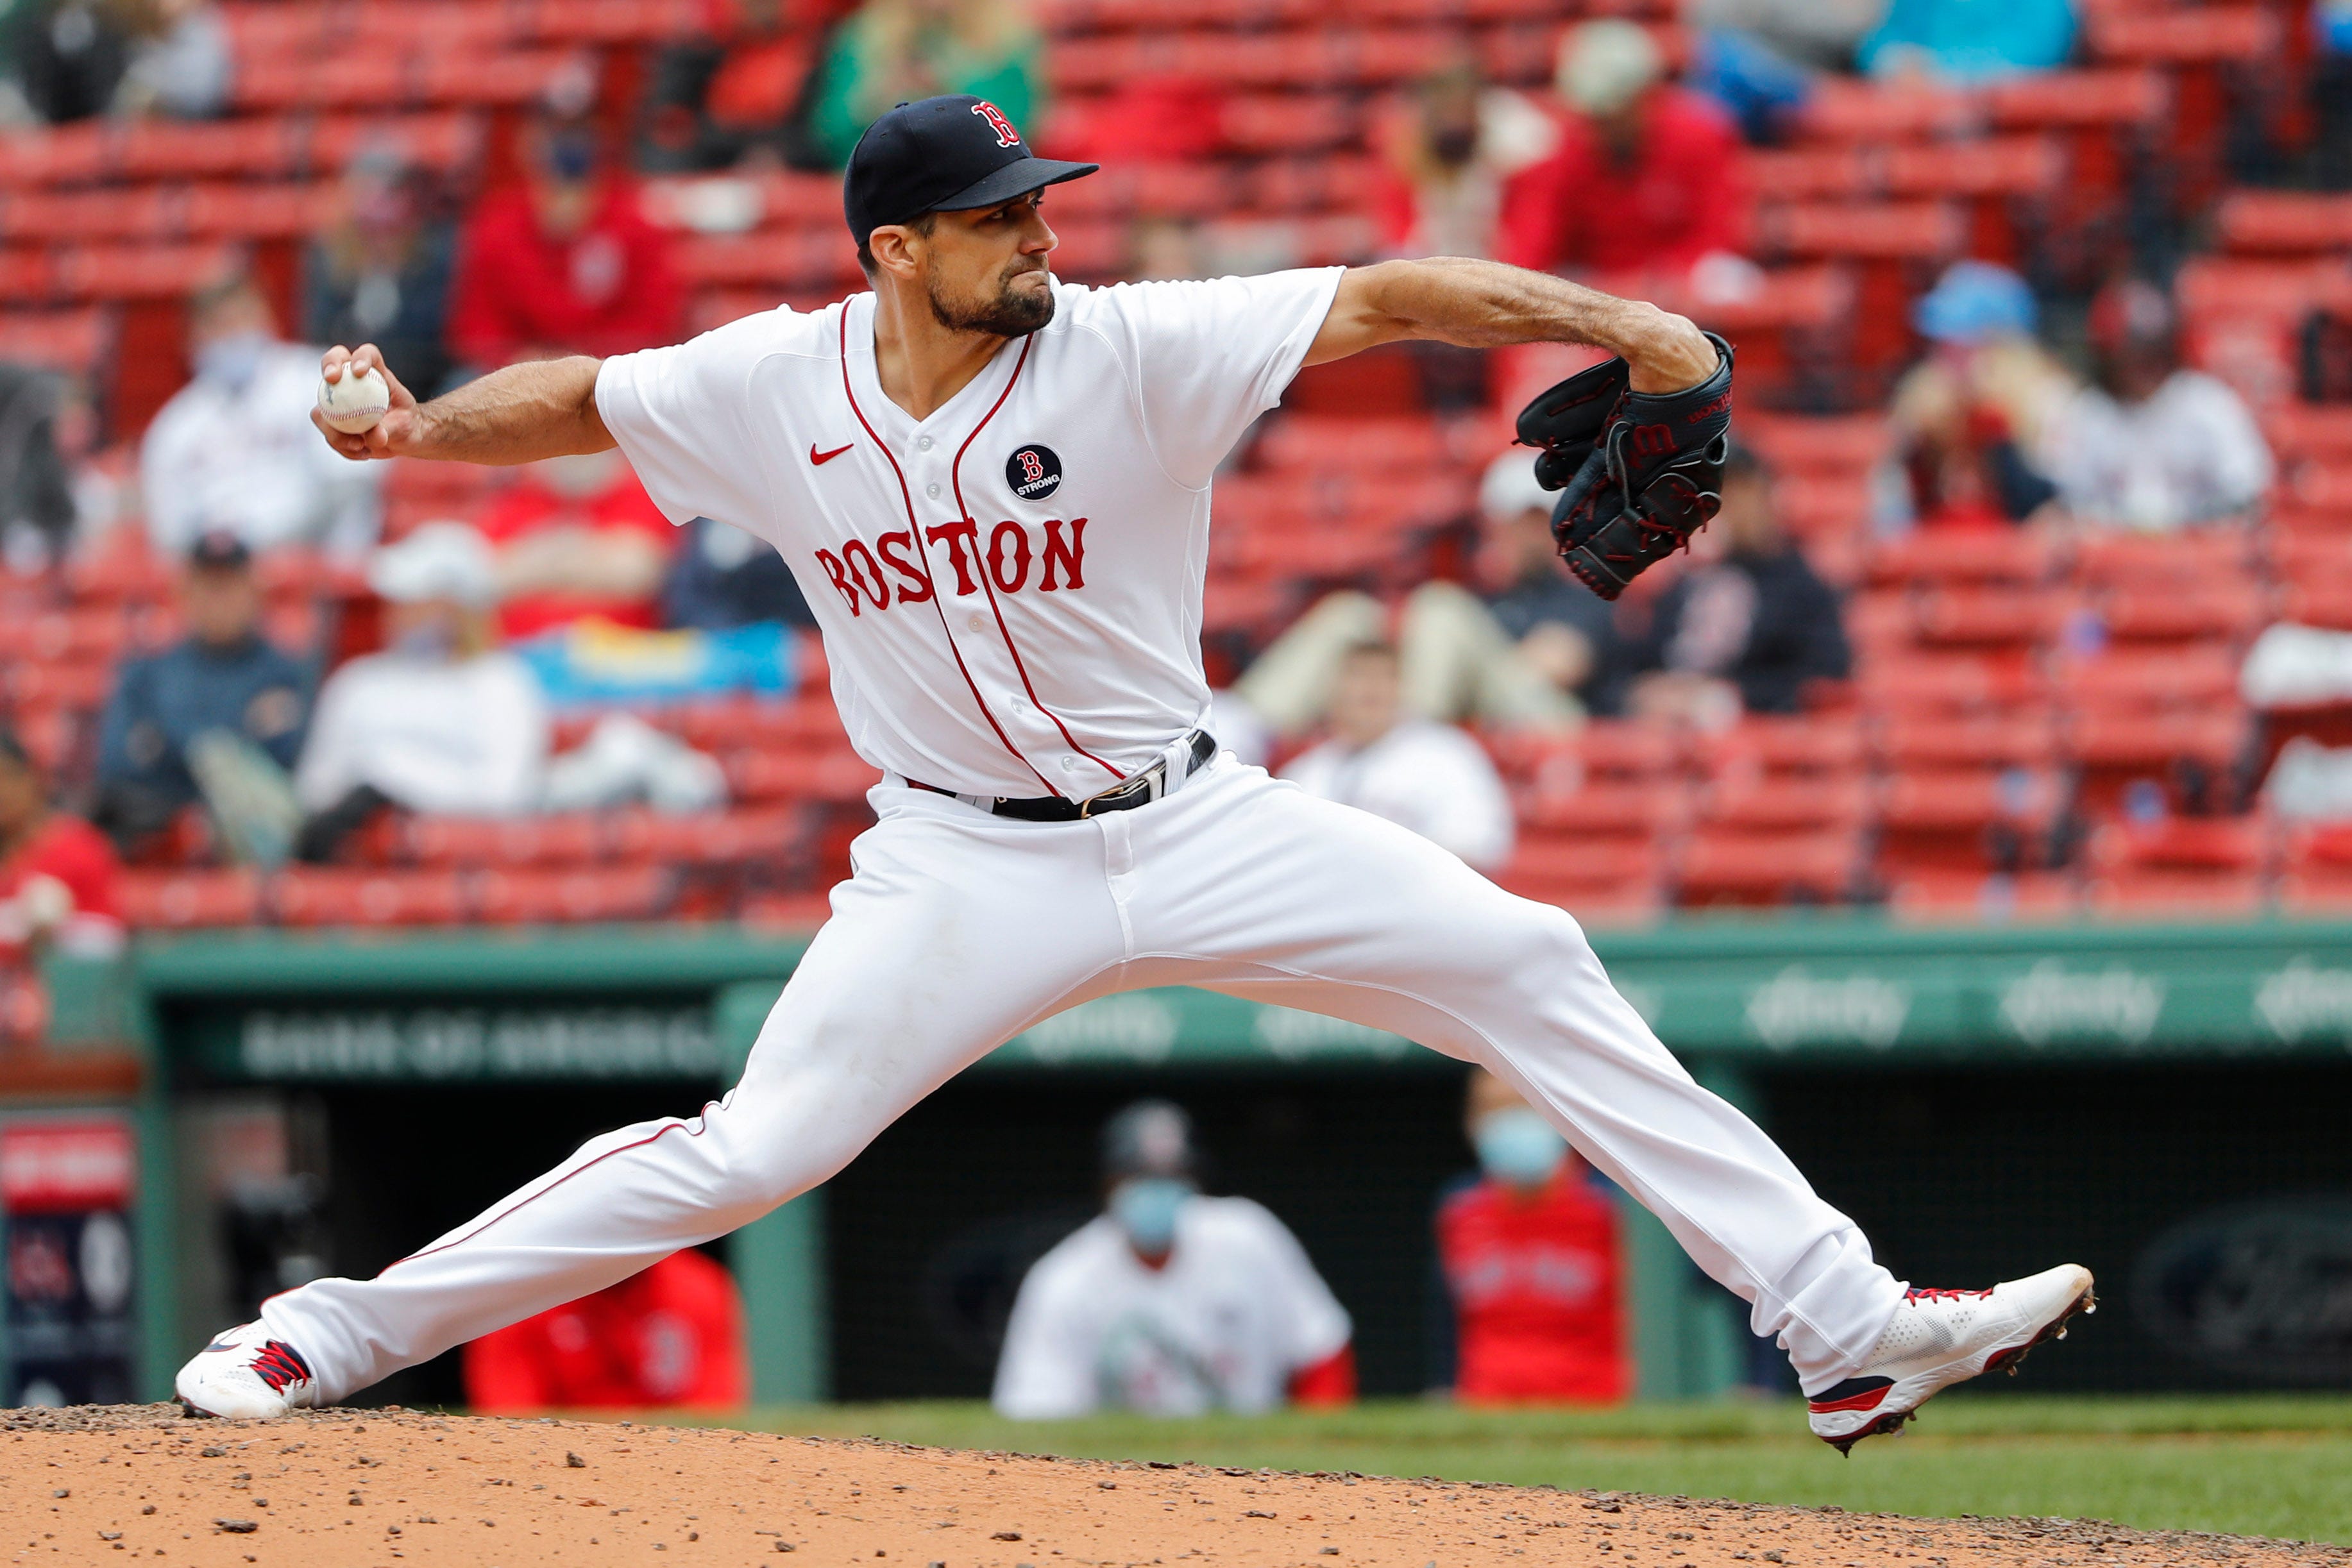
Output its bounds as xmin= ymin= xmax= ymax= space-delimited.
xmin=913 ymin=730 xmax=1215 ymax=822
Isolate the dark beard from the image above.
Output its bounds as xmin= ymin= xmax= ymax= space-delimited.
xmin=929 ymin=269 xmax=1054 ymax=337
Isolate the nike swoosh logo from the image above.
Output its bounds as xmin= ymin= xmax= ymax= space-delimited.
xmin=810 ymin=442 xmax=853 ymax=466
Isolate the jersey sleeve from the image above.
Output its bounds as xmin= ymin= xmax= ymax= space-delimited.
xmin=594 ymin=313 xmax=784 ymax=532
xmin=991 ymin=1244 xmax=1100 ymax=1419
xmin=1237 ymin=1200 xmax=1353 ymax=1372
xmin=1093 ymin=269 xmax=1346 ymax=489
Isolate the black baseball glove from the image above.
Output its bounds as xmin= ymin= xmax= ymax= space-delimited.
xmin=1514 ymin=331 xmax=1735 ymax=601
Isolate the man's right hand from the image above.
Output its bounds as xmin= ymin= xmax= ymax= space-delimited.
xmin=312 ymin=344 xmax=425 ymax=461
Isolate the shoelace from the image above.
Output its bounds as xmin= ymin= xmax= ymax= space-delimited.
xmin=249 ymin=1340 xmax=312 ymax=1394
xmin=1904 ymin=1286 xmax=1994 ymax=1304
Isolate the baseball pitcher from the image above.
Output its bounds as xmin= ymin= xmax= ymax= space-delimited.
xmin=178 ymin=96 xmax=2092 ymax=1452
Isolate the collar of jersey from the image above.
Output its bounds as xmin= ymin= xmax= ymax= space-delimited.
xmin=845 ymin=290 xmax=1031 ymax=446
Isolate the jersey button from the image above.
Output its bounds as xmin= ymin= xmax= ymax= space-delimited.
xmin=967 ymin=612 xmax=986 ymax=632
xmin=917 ymin=435 xmax=935 ymax=451
xmin=1062 ymin=755 xmax=1078 ymax=771
xmin=926 ymin=482 xmax=940 ymax=498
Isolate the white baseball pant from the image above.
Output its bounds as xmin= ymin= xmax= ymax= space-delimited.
xmin=263 ymin=754 xmax=1906 ymax=1400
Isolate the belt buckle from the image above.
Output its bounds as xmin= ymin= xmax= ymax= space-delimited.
xmin=1077 ymin=762 xmax=1163 ymax=818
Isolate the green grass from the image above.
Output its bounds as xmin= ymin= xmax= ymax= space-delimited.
xmin=705 ymin=1397 xmax=2352 ymax=1547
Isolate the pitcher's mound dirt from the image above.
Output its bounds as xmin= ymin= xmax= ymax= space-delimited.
xmin=0 ymin=1406 xmax=2338 ymax=1568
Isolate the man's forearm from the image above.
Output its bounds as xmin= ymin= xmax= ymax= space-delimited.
xmin=412 ymin=356 xmax=613 ymax=466
xmin=1344 ymin=257 xmax=1718 ymax=391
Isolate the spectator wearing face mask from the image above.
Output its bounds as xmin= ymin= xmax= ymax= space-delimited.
xmin=446 ymin=65 xmax=684 ymax=371
xmin=292 ymin=523 xmax=550 ymax=849
xmin=140 ymin=271 xmax=383 ymax=562
xmin=1432 ymin=1067 xmax=1628 ymax=1404
xmin=1616 ymin=445 xmax=1850 ymax=725
xmin=993 ymin=1100 xmax=1355 ymax=1419
xmin=2035 ymin=276 xmax=2272 ymax=532
xmin=1886 ymin=260 xmax=2072 ymax=532
xmin=1372 ymin=51 xmax=1559 ymax=261
xmin=1279 ymin=641 xmax=1516 ymax=873
xmin=92 ymin=530 xmax=312 ymax=854
xmin=473 ymin=447 xmax=679 ymax=639
xmin=303 ymin=144 xmax=459 ymax=401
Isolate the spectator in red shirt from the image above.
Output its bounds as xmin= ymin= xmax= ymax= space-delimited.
xmin=473 ymin=448 xmax=679 ymax=639
xmin=462 ymin=1249 xmax=749 ymax=1412
xmin=1434 ymin=1068 xmax=1629 ymax=1405
xmin=0 ymin=726 xmax=124 ymax=962
xmin=447 ymin=69 xmax=685 ymax=373
xmin=1497 ymin=19 xmax=1751 ymax=287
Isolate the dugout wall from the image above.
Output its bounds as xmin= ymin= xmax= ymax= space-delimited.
xmin=21 ymin=916 xmax=2349 ymax=1404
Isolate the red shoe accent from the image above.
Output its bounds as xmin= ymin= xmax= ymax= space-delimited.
xmin=1904 ymin=1286 xmax=1993 ymax=1302
xmin=250 ymin=1340 xmax=311 ymax=1394
xmin=1807 ymin=1383 xmax=1893 ymax=1415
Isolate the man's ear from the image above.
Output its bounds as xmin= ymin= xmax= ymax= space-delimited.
xmin=870 ymin=224 xmax=926 ymax=281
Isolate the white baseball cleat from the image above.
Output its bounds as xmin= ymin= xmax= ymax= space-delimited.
xmin=174 ymin=1321 xmax=320 ymax=1419
xmin=1807 ymin=1263 xmax=2095 ymax=1454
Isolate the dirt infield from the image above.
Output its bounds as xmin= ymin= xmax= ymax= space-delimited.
xmin=0 ymin=1406 xmax=2340 ymax=1568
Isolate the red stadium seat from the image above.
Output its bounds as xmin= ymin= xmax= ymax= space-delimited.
xmin=403 ymin=813 xmax=605 ymax=867
xmin=607 ymin=806 xmax=800 ymax=866
xmin=1857 ymin=654 xmax=2044 ymax=714
xmin=1983 ymin=69 xmax=2167 ymax=132
xmin=1703 ymin=715 xmax=1868 ymax=777
xmin=1497 ymin=836 xmax=1664 ymax=911
xmin=2059 ymin=647 xmax=2240 ymax=711
xmin=272 ymin=868 xmax=471 ymax=927
xmin=115 ymin=869 xmax=264 ymax=929
xmin=1865 ymin=530 xmax=2058 ymax=587
xmin=2217 ymin=190 xmax=2352 ymax=256
xmin=1676 ymin=828 xmax=1863 ymax=906
xmin=1797 ymin=79 xmax=1978 ymax=142
xmin=474 ymin=866 xmax=673 ymax=925
xmin=1698 ymin=775 xmax=1871 ymax=835
xmin=2265 ymin=402 xmax=2352 ymax=463
xmin=1888 ymin=869 xmax=2079 ymax=922
xmin=1221 ymin=94 xmax=1355 ymax=154
xmin=1877 ymin=711 xmax=2061 ymax=771
xmin=1739 ymin=414 xmax=1891 ymax=475
xmin=2092 ymin=583 xmax=2267 ymax=645
xmin=1518 ymin=778 xmax=1686 ymax=839
xmin=727 ymin=751 xmax=884 ymax=805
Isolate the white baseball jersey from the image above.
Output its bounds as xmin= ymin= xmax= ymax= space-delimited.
xmin=596 ymin=269 xmax=1343 ymax=798
xmin=992 ymin=1197 xmax=1351 ymax=1419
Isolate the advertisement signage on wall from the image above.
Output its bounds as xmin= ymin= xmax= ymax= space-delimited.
xmin=2 ymin=1115 xmax=139 ymax=1406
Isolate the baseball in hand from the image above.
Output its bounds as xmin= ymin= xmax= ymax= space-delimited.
xmin=317 ymin=362 xmax=392 ymax=434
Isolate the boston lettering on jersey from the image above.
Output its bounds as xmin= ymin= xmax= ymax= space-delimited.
xmin=813 ymin=516 xmax=1088 ymax=616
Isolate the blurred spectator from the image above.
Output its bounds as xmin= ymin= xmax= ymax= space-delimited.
xmin=994 ymin=1100 xmax=1354 ymax=1419
xmin=0 ymin=725 xmax=123 ymax=960
xmin=1432 ymin=1068 xmax=1628 ymax=1405
xmin=112 ymin=0 xmax=228 ymax=119
xmin=294 ymin=523 xmax=550 ymax=843
xmin=464 ymin=1249 xmax=749 ymax=1412
xmin=0 ymin=363 xmax=78 ymax=568
xmin=1858 ymin=0 xmax=2074 ymax=84
xmin=638 ymin=0 xmax=830 ymax=173
xmin=1886 ymin=260 xmax=2070 ymax=532
xmin=2 ymin=0 xmax=128 ymax=123
xmin=1618 ymin=445 xmax=1849 ymax=723
xmin=1235 ymin=459 xmax=1616 ymax=741
xmin=2036 ymin=277 xmax=2272 ymax=532
xmin=303 ymin=145 xmax=459 ymax=401
xmin=2318 ymin=0 xmax=2352 ymax=189
xmin=475 ymin=448 xmax=678 ymax=639
xmin=448 ymin=69 xmax=685 ymax=370
xmin=1371 ymin=52 xmax=1558 ymax=260
xmin=1685 ymin=0 xmax=1885 ymax=71
xmin=92 ymin=530 xmax=310 ymax=856
xmin=1498 ymin=21 xmax=1752 ymax=287
xmin=1684 ymin=27 xmax=1815 ymax=146
xmin=809 ymin=0 xmax=1041 ymax=169
xmin=663 ymin=514 xmax=814 ymax=630
xmin=1280 ymin=641 xmax=1516 ymax=872
xmin=140 ymin=271 xmax=382 ymax=562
